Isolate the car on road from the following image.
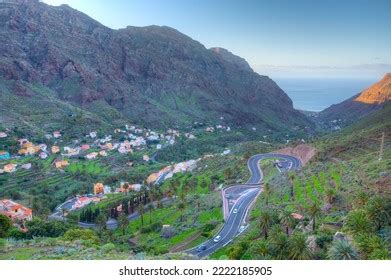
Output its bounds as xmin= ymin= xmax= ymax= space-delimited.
xmin=196 ymin=244 xmax=206 ymax=252
xmin=213 ymin=235 xmax=221 ymax=242
xmin=232 ymin=208 xmax=238 ymax=214
xmin=238 ymin=225 xmax=246 ymax=233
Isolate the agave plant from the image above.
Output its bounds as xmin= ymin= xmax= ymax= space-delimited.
xmin=328 ymin=239 xmax=359 ymax=260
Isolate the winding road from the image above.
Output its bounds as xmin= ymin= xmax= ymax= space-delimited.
xmin=187 ymin=153 xmax=301 ymax=258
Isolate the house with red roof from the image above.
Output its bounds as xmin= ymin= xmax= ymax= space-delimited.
xmin=0 ymin=199 xmax=32 ymax=222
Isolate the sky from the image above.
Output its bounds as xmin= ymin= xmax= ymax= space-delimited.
xmin=41 ymin=0 xmax=391 ymax=79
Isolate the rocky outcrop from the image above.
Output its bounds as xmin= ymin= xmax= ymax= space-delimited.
xmin=355 ymin=73 xmax=391 ymax=104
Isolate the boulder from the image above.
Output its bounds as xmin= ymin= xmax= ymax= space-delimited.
xmin=333 ymin=231 xmax=346 ymax=242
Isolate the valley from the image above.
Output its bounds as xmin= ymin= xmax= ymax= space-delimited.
xmin=0 ymin=0 xmax=390 ymax=262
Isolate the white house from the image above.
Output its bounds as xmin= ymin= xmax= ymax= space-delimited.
xmin=39 ymin=152 xmax=48 ymax=159
xmin=53 ymin=131 xmax=61 ymax=138
xmin=85 ymin=152 xmax=98 ymax=160
xmin=21 ymin=163 xmax=32 ymax=170
xmin=143 ymin=155 xmax=150 ymax=162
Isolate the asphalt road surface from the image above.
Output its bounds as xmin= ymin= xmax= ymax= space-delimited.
xmin=187 ymin=153 xmax=301 ymax=258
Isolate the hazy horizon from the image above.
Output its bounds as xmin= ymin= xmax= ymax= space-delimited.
xmin=276 ymin=77 xmax=376 ymax=112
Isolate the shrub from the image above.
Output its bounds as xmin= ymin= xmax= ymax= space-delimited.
xmin=101 ymin=243 xmax=116 ymax=253
xmin=202 ymin=223 xmax=216 ymax=233
xmin=355 ymin=234 xmax=389 ymax=259
xmin=63 ymin=229 xmax=99 ymax=244
xmin=7 ymin=227 xmax=27 ymax=239
xmin=140 ymin=222 xmax=162 ymax=234
xmin=0 ymin=214 xmax=12 ymax=238
xmin=25 ymin=218 xmax=72 ymax=238
xmin=316 ymin=234 xmax=333 ymax=249
xmin=228 ymin=245 xmax=245 ymax=260
xmin=0 ymin=238 xmax=6 ymax=251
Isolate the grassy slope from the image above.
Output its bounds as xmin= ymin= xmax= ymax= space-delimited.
xmin=0 ymin=78 xmax=132 ymax=138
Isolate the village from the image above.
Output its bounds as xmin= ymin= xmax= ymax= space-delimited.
xmin=0 ymin=121 xmax=238 ymax=229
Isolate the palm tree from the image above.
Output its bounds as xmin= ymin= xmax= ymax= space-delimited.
xmin=193 ymin=194 xmax=201 ymax=211
xmin=259 ymin=209 xmax=273 ymax=239
xmin=95 ymin=213 xmax=107 ymax=232
xmin=366 ymin=197 xmax=390 ymax=231
xmin=288 ymin=172 xmax=295 ymax=200
xmin=140 ymin=185 xmax=148 ymax=204
xmin=148 ymin=188 xmax=156 ymax=204
xmin=324 ymin=187 xmax=337 ymax=204
xmin=344 ymin=209 xmax=373 ymax=235
xmin=167 ymin=180 xmax=177 ymax=198
xmin=263 ymin=183 xmax=272 ymax=205
xmin=118 ymin=213 xmax=129 ymax=235
xmin=177 ymin=202 xmax=186 ymax=222
xmin=137 ymin=204 xmax=145 ymax=227
xmin=328 ymin=239 xmax=359 ymax=260
xmin=179 ymin=190 xmax=186 ymax=204
xmin=171 ymin=180 xmax=178 ymax=195
xmin=155 ymin=189 xmax=163 ymax=208
xmin=255 ymin=239 xmax=270 ymax=259
xmin=308 ymin=203 xmax=321 ymax=231
xmin=288 ymin=232 xmax=312 ymax=260
xmin=122 ymin=182 xmax=130 ymax=195
xmin=270 ymin=231 xmax=289 ymax=259
xmin=146 ymin=204 xmax=155 ymax=224
xmin=279 ymin=209 xmax=295 ymax=236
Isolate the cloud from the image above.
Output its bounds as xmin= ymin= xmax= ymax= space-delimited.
xmin=253 ymin=63 xmax=391 ymax=71
xmin=252 ymin=63 xmax=391 ymax=79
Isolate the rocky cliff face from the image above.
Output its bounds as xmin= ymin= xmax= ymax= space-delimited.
xmin=319 ymin=73 xmax=390 ymax=127
xmin=0 ymin=0 xmax=311 ymax=131
xmin=355 ymin=73 xmax=391 ymax=104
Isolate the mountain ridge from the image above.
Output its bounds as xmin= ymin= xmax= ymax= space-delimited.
xmin=0 ymin=0 xmax=311 ymax=134
xmin=355 ymin=73 xmax=391 ymax=104
xmin=318 ymin=73 xmax=390 ymax=127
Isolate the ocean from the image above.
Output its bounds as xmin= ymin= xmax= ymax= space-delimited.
xmin=274 ymin=78 xmax=376 ymax=112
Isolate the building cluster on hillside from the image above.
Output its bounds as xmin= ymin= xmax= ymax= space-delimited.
xmin=146 ymin=159 xmax=198 ymax=185
xmin=53 ymin=156 xmax=200 ymax=215
xmin=0 ymin=122 xmax=197 ymax=166
xmin=0 ymin=199 xmax=32 ymax=229
xmin=205 ymin=124 xmax=231 ymax=133
xmin=71 ymin=196 xmax=101 ymax=210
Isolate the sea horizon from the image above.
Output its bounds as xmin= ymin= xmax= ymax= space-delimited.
xmin=274 ymin=77 xmax=377 ymax=112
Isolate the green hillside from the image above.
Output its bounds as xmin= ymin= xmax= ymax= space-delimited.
xmin=210 ymin=104 xmax=391 ymax=260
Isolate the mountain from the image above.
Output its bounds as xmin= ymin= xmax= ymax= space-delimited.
xmin=0 ymin=0 xmax=311 ymax=135
xmin=318 ymin=73 xmax=391 ymax=127
xmin=355 ymin=73 xmax=391 ymax=104
xmin=209 ymin=47 xmax=253 ymax=72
